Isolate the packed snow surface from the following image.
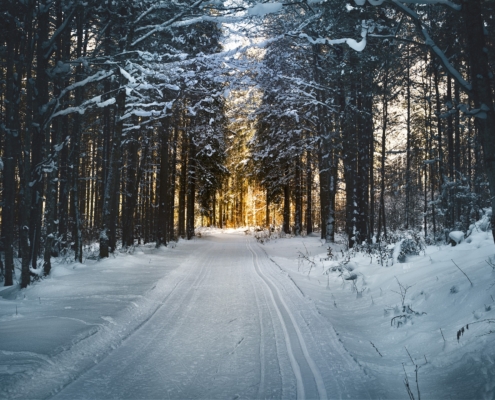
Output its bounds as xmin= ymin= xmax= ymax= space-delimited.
xmin=1 ymin=227 xmax=495 ymax=399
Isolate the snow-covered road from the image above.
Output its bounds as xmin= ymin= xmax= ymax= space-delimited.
xmin=5 ymin=228 xmax=495 ymax=399
xmin=35 ymin=233 xmax=368 ymax=399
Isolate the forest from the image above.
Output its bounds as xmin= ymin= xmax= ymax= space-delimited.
xmin=1 ymin=0 xmax=494 ymax=288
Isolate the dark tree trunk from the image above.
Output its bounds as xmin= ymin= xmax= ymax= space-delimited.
xmin=405 ymin=48 xmax=412 ymax=230
xmin=122 ymin=125 xmax=140 ymax=248
xmin=178 ymin=129 xmax=188 ymax=238
xmin=343 ymin=77 xmax=357 ymax=248
xmin=19 ymin=8 xmax=36 ymax=288
xmin=294 ymin=155 xmax=302 ymax=236
xmin=71 ymin=7 xmax=85 ymax=263
xmin=447 ymin=75 xmax=455 ymax=228
xmin=186 ymin=137 xmax=196 ymax=240
xmin=461 ymin=0 xmax=495 ymax=242
xmin=168 ymin=123 xmax=179 ymax=240
xmin=28 ymin=0 xmax=51 ymax=273
xmin=454 ymin=82 xmax=462 ymax=227
xmin=283 ymin=183 xmax=290 ymax=235
xmin=157 ymin=126 xmax=170 ymax=247
xmin=356 ymin=74 xmax=372 ymax=243
xmin=100 ymin=68 xmax=126 ymax=258
xmin=2 ymin=11 xmax=18 ymax=286
xmin=266 ymin=190 xmax=270 ymax=228
xmin=306 ymin=149 xmax=313 ymax=235
xmin=377 ymin=68 xmax=389 ymax=241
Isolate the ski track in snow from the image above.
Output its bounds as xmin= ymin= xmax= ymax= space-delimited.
xmin=247 ymin=239 xmax=324 ymax=399
xmin=3 ymin=234 xmax=372 ymax=399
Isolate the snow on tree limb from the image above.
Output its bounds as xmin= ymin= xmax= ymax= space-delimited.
xmin=390 ymin=0 xmax=472 ymax=92
xmin=43 ymin=6 xmax=78 ymax=59
xmin=248 ymin=2 xmax=283 ymax=16
xmin=420 ymin=27 xmax=472 ymax=91
xmin=355 ymin=0 xmax=461 ymax=10
xmin=354 ymin=0 xmax=471 ymax=92
xmin=45 ymin=70 xmax=115 ymax=126
xmin=60 ymin=70 xmax=114 ymax=98
xmin=299 ymin=22 xmax=368 ymax=52
xmin=131 ymin=0 xmax=206 ymax=47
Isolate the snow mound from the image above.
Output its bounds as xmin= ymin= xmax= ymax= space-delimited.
xmin=449 ymin=231 xmax=464 ymax=245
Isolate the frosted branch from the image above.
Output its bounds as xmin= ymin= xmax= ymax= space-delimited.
xmin=354 ymin=0 xmax=461 ymax=9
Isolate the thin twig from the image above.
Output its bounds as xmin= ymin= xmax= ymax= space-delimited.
xmin=403 ymin=364 xmax=415 ymax=400
xmin=440 ymin=328 xmax=446 ymax=342
xmin=370 ymin=341 xmax=383 ymax=357
xmin=415 ymin=365 xmax=421 ymax=400
xmin=451 ymin=259 xmax=473 ymax=286
xmin=405 ymin=346 xmax=415 ymax=365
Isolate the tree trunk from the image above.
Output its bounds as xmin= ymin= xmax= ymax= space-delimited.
xmin=306 ymin=149 xmax=313 ymax=235
xmin=100 ymin=68 xmax=126 ymax=258
xmin=157 ymin=126 xmax=170 ymax=247
xmin=122 ymin=125 xmax=141 ymax=248
xmin=19 ymin=8 xmax=36 ymax=288
xmin=343 ymin=77 xmax=357 ymax=248
xmin=283 ymin=180 xmax=290 ymax=235
xmin=294 ymin=155 xmax=302 ymax=236
xmin=71 ymin=7 xmax=85 ymax=262
xmin=168 ymin=123 xmax=179 ymax=240
xmin=377 ymin=69 xmax=389 ymax=241
xmin=461 ymin=0 xmax=495 ymax=242
xmin=178 ymin=128 xmax=188 ymax=238
xmin=186 ymin=136 xmax=196 ymax=240
xmin=2 ymin=11 xmax=18 ymax=286
xmin=405 ymin=47 xmax=412 ymax=230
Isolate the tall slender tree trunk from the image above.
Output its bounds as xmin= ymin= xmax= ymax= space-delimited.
xmin=2 ymin=10 xmax=18 ymax=286
xmin=306 ymin=149 xmax=313 ymax=235
xmin=186 ymin=136 xmax=196 ymax=240
xmin=343 ymin=76 xmax=357 ymax=248
xmin=461 ymin=0 xmax=495 ymax=241
xmin=122 ymin=125 xmax=141 ymax=248
xmin=157 ymin=127 xmax=170 ymax=247
xmin=19 ymin=6 xmax=36 ymax=288
xmin=378 ymin=69 xmax=389 ymax=240
xmin=447 ymin=75 xmax=455 ymax=228
xmin=30 ymin=1 xmax=50 ymax=272
xmin=178 ymin=128 xmax=188 ymax=238
xmin=168 ymin=124 xmax=179 ymax=240
xmin=71 ymin=7 xmax=85 ymax=262
xmin=405 ymin=48 xmax=412 ymax=230
xmin=266 ymin=190 xmax=270 ymax=228
xmin=294 ymin=155 xmax=302 ymax=236
xmin=283 ymin=182 xmax=290 ymax=235
xmin=100 ymin=68 xmax=126 ymax=258
xmin=454 ymin=82 xmax=462 ymax=227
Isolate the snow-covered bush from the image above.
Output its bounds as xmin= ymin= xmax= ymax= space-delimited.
xmin=449 ymin=231 xmax=464 ymax=246
xmin=466 ymin=208 xmax=492 ymax=237
xmin=396 ymin=239 xmax=421 ymax=263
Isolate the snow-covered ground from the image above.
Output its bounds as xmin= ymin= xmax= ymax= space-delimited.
xmin=1 ymin=224 xmax=494 ymax=399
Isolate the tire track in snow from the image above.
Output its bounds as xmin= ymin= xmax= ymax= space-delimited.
xmin=10 ymin=245 xmax=211 ymax=400
xmin=248 ymin=245 xmax=267 ymax=400
xmin=247 ymin=239 xmax=328 ymax=400
xmin=257 ymin=242 xmax=372 ymax=399
xmin=57 ymin=250 xmax=214 ymax=400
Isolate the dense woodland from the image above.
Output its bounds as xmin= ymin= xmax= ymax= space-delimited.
xmin=1 ymin=0 xmax=494 ymax=288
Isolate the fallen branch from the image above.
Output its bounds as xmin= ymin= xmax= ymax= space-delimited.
xmin=370 ymin=341 xmax=383 ymax=357
xmin=451 ymin=259 xmax=473 ymax=286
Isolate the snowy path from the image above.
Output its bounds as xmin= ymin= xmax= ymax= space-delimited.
xmin=2 ymin=233 xmax=370 ymax=399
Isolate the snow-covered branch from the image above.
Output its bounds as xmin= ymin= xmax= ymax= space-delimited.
xmin=354 ymin=0 xmax=471 ymax=93
xmin=354 ymin=0 xmax=461 ymax=10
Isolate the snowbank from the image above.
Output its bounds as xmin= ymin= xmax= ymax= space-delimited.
xmin=260 ymin=226 xmax=495 ymax=399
